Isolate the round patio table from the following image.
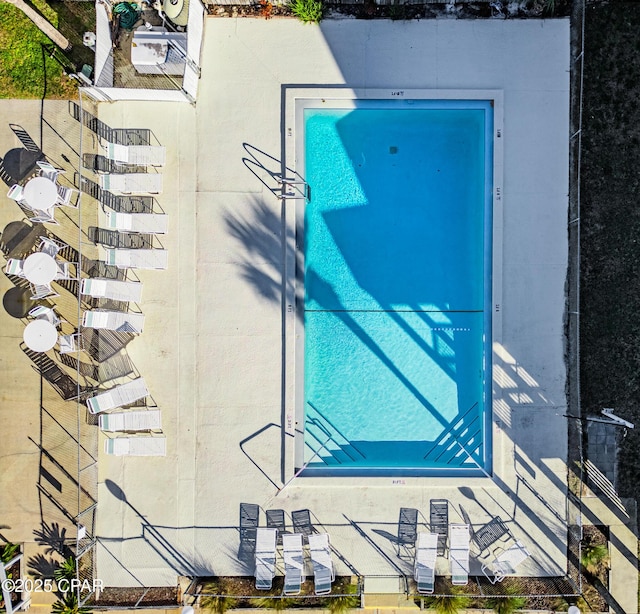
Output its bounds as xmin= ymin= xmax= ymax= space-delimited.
xmin=23 ymin=252 xmax=57 ymax=285
xmin=23 ymin=319 xmax=57 ymax=352
xmin=23 ymin=176 xmax=58 ymax=212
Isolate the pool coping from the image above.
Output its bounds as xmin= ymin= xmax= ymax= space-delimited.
xmin=283 ymin=88 xmax=504 ymax=480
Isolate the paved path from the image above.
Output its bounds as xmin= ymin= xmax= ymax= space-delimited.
xmin=581 ymin=495 xmax=638 ymax=614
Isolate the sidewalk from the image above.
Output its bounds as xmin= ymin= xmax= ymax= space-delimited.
xmin=581 ymin=494 xmax=638 ymax=614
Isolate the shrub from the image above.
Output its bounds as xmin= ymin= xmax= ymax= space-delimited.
xmin=486 ymin=593 xmax=526 ymax=614
xmin=54 ymin=556 xmax=77 ymax=585
xmin=581 ymin=541 xmax=609 ymax=576
xmin=325 ymin=583 xmax=360 ymax=614
xmin=256 ymin=596 xmax=294 ymax=611
xmin=289 ymin=0 xmax=323 ymax=23
xmin=199 ymin=581 xmax=239 ymax=614
xmin=423 ymin=590 xmax=470 ymax=614
xmin=51 ymin=592 xmax=92 ymax=614
xmin=0 ymin=543 xmax=20 ymax=564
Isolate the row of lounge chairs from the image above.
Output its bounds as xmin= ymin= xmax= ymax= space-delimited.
xmin=254 ymin=528 xmax=335 ymax=596
xmin=404 ymin=504 xmax=531 ymax=592
xmin=89 ymin=142 xmax=168 ymax=454
xmin=239 ymin=506 xmax=335 ymax=595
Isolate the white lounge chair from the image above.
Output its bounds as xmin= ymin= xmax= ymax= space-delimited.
xmin=449 ymin=524 xmax=470 ymax=586
xmin=4 ymin=258 xmax=25 ymax=277
xmin=255 ymin=528 xmax=277 ymax=590
xmin=105 ymin=207 xmax=168 ymax=234
xmin=104 ymin=437 xmax=166 ymax=456
xmin=414 ymin=533 xmax=438 ymax=594
xmin=80 ymin=278 xmax=143 ymax=302
xmin=283 ymin=533 xmax=305 ymax=595
xmin=104 ymin=143 xmax=166 ymax=167
xmin=309 ymin=533 xmax=335 ymax=595
xmin=86 ymin=377 xmax=149 ymax=414
xmin=82 ymin=310 xmax=145 ymax=333
xmin=103 ymin=248 xmax=168 ymax=270
xmin=99 ymin=410 xmax=162 ymax=432
xmin=481 ymin=541 xmax=531 ymax=584
xmin=98 ymin=173 xmax=163 ymax=194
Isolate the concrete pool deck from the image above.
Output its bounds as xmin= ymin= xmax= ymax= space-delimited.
xmin=92 ymin=17 xmax=571 ymax=587
xmin=0 ymin=16 xmax=575 ymax=596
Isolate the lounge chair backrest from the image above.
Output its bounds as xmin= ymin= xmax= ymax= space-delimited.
xmin=398 ymin=507 xmax=418 ymax=547
xmin=292 ymin=509 xmax=314 ymax=536
xmin=473 ymin=516 xmax=510 ymax=552
xmin=430 ymin=499 xmax=449 ymax=556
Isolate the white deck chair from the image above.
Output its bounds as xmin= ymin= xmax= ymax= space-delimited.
xmin=59 ymin=333 xmax=84 ymax=354
xmin=283 ymin=533 xmax=305 ymax=595
xmin=30 ymin=209 xmax=58 ymax=225
xmin=104 ymin=143 xmax=166 ymax=167
xmin=414 ymin=533 xmax=438 ymax=594
xmin=449 ymin=524 xmax=470 ymax=586
xmin=56 ymin=185 xmax=76 ymax=207
xmin=30 ymin=283 xmax=58 ymax=300
xmin=86 ymin=377 xmax=149 ymax=414
xmin=103 ymin=248 xmax=168 ymax=270
xmin=105 ymin=207 xmax=168 ymax=234
xmin=81 ymin=278 xmax=143 ymax=302
xmin=37 ymin=160 xmax=63 ymax=182
xmin=99 ymin=410 xmax=162 ymax=432
xmin=98 ymin=173 xmax=163 ymax=194
xmin=54 ymin=262 xmax=74 ymax=280
xmin=254 ymin=528 xmax=277 ymax=590
xmin=104 ymin=437 xmax=166 ymax=456
xmin=7 ymin=184 xmax=27 ymax=205
xmin=37 ymin=235 xmax=66 ymax=257
xmin=481 ymin=541 xmax=530 ymax=584
xmin=309 ymin=533 xmax=335 ymax=595
xmin=28 ymin=305 xmax=61 ymax=326
xmin=82 ymin=310 xmax=145 ymax=333
xmin=4 ymin=258 xmax=25 ymax=277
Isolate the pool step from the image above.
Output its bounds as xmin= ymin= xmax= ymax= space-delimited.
xmin=304 ymin=413 xmax=364 ymax=466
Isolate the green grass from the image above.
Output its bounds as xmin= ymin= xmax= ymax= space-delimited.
xmin=0 ymin=2 xmax=77 ymax=98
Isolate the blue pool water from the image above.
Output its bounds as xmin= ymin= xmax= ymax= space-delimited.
xmin=302 ymin=100 xmax=493 ymax=475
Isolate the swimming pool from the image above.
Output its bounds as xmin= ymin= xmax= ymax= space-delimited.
xmin=298 ymin=98 xmax=495 ymax=476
